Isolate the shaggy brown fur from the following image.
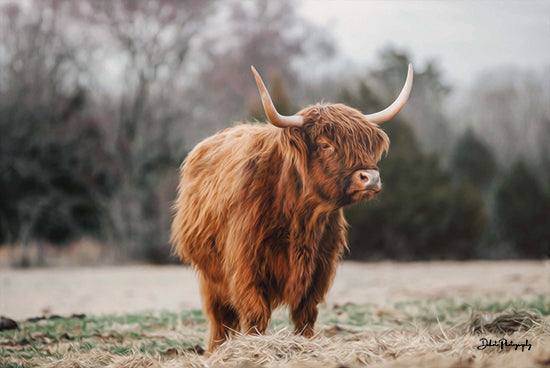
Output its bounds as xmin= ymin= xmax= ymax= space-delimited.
xmin=171 ymin=103 xmax=389 ymax=351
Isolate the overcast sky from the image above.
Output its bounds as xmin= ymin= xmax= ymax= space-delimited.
xmin=298 ymin=0 xmax=550 ymax=87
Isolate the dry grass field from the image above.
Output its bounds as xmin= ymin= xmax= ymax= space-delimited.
xmin=1 ymin=261 xmax=550 ymax=367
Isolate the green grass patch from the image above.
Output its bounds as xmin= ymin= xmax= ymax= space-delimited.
xmin=0 ymin=309 xmax=206 ymax=367
xmin=1 ymin=295 xmax=548 ymax=367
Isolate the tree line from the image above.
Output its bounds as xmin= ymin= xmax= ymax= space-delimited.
xmin=0 ymin=0 xmax=548 ymax=265
xmin=339 ymin=54 xmax=550 ymax=260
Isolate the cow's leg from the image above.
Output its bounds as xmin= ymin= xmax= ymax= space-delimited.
xmin=239 ymin=293 xmax=271 ymax=334
xmin=199 ymin=275 xmax=240 ymax=351
xmin=232 ymin=279 xmax=271 ymax=335
xmin=291 ymin=211 xmax=346 ymax=337
xmin=291 ymin=258 xmax=336 ymax=337
xmin=291 ymin=300 xmax=318 ymax=337
xmin=205 ymin=300 xmax=240 ymax=351
xmin=290 ymin=254 xmax=340 ymax=337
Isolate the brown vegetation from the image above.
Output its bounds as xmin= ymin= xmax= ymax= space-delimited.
xmin=25 ymin=312 xmax=550 ymax=368
xmin=2 ymin=262 xmax=549 ymax=367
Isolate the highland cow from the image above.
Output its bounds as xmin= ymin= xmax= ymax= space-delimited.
xmin=171 ymin=65 xmax=413 ymax=351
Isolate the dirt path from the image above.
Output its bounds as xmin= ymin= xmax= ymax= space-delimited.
xmin=1 ymin=261 xmax=549 ymax=319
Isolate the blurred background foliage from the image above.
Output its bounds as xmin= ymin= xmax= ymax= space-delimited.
xmin=0 ymin=0 xmax=548 ymax=266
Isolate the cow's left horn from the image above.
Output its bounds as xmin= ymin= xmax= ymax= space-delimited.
xmin=251 ymin=66 xmax=303 ymax=128
xmin=364 ymin=64 xmax=414 ymax=124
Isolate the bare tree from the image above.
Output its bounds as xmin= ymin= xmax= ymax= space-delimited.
xmin=186 ymin=0 xmax=335 ymax=146
xmin=73 ymin=0 xmax=216 ymax=259
xmin=459 ymin=68 xmax=550 ymax=179
xmin=0 ymin=0 xmax=217 ymax=261
xmin=0 ymin=1 xmax=89 ymax=264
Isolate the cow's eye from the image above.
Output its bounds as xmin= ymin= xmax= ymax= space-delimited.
xmin=320 ymin=143 xmax=331 ymax=150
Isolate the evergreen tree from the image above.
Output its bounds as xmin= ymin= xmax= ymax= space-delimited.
xmin=341 ymin=80 xmax=486 ymax=260
xmin=496 ymin=161 xmax=550 ymax=258
xmin=451 ymin=128 xmax=498 ymax=191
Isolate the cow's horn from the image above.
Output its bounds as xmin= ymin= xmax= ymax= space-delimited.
xmin=251 ymin=66 xmax=303 ymax=128
xmin=364 ymin=64 xmax=414 ymax=124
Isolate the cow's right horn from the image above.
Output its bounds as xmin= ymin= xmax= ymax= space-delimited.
xmin=251 ymin=66 xmax=304 ymax=128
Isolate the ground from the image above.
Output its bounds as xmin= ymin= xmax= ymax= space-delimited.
xmin=1 ymin=261 xmax=549 ymax=367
